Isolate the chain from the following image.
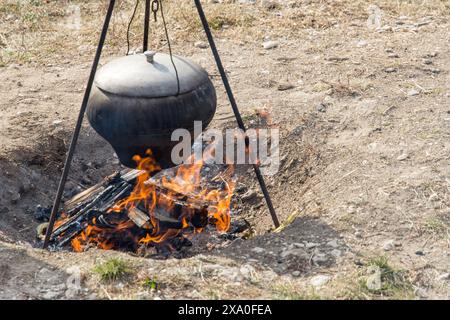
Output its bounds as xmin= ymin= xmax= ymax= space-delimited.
xmin=151 ymin=0 xmax=159 ymax=22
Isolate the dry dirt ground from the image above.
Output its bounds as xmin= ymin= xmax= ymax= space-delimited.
xmin=0 ymin=0 xmax=449 ymax=299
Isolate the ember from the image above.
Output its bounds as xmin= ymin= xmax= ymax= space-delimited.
xmin=44 ymin=146 xmax=235 ymax=254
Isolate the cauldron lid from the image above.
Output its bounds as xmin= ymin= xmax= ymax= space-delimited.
xmin=94 ymin=52 xmax=209 ymax=98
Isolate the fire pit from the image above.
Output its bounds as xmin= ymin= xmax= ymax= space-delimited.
xmin=38 ymin=146 xmax=236 ymax=255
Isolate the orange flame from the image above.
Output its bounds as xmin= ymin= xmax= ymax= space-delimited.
xmin=68 ymin=147 xmax=235 ymax=253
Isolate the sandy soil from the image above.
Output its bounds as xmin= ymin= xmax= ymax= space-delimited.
xmin=0 ymin=0 xmax=449 ymax=299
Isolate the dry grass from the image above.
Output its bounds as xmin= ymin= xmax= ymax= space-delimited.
xmin=1 ymin=0 xmax=448 ymax=66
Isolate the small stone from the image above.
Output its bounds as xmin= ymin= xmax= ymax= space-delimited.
xmin=396 ymin=153 xmax=408 ymax=161
xmin=436 ymin=273 xmax=450 ymax=281
xmin=263 ymin=40 xmax=279 ymax=50
xmin=310 ymin=275 xmax=331 ymax=287
xmin=194 ymin=41 xmax=208 ymax=49
xmin=241 ymin=189 xmax=257 ymax=201
xmin=34 ymin=205 xmax=51 ymax=222
xmin=423 ymin=52 xmax=438 ymax=58
xmin=312 ymin=253 xmax=328 ymax=266
xmin=42 ymin=290 xmax=61 ymax=300
xmin=385 ymin=67 xmax=397 ymax=73
xmin=356 ymin=40 xmax=368 ymax=48
xmin=305 ymin=242 xmax=319 ymax=249
xmin=280 ymin=248 xmax=308 ymax=259
xmin=292 ymin=271 xmax=301 ymax=277
xmin=388 ymin=53 xmax=399 ymax=58
xmin=326 ymin=239 xmax=339 ymax=248
xmin=261 ymin=0 xmax=279 ymax=10
xmin=430 ymin=68 xmax=441 ymax=74
xmin=289 ymin=126 xmax=304 ymax=137
xmin=277 ymin=83 xmax=295 ymax=91
xmin=382 ymin=239 xmax=395 ymax=251
xmin=330 ymin=249 xmax=342 ymax=257
xmin=10 ymin=193 xmax=21 ymax=204
xmin=316 ymin=102 xmax=328 ymax=113
xmin=414 ymin=288 xmax=427 ymax=298
xmin=423 ymin=59 xmax=433 ymax=65
xmin=366 ymin=267 xmax=382 ymax=291
xmin=415 ymin=250 xmax=425 ymax=256
xmin=251 ymin=247 xmax=265 ymax=254
xmin=407 ymin=89 xmax=420 ymax=96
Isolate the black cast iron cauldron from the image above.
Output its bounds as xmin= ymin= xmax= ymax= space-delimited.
xmin=86 ymin=51 xmax=216 ymax=168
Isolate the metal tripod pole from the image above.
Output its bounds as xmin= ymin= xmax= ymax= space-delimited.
xmin=143 ymin=0 xmax=151 ymax=51
xmin=193 ymin=0 xmax=280 ymax=228
xmin=43 ymin=0 xmax=116 ymax=249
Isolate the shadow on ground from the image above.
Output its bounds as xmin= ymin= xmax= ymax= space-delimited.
xmin=0 ymin=244 xmax=70 ymax=299
xmin=212 ymin=216 xmax=347 ymax=275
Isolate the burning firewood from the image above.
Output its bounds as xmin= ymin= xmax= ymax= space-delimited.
xmin=37 ymin=157 xmax=235 ymax=255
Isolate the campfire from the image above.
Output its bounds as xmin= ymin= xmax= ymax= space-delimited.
xmin=42 ymin=145 xmax=235 ymax=255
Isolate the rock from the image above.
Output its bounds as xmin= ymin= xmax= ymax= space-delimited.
xmin=312 ymin=253 xmax=329 ymax=266
xmin=330 ymin=249 xmax=342 ymax=257
xmin=414 ymin=287 xmax=427 ymax=298
xmin=366 ymin=267 xmax=382 ymax=291
xmin=277 ymin=83 xmax=295 ymax=91
xmin=194 ymin=41 xmax=208 ymax=49
xmin=356 ymin=40 xmax=368 ymax=48
xmin=310 ymin=275 xmax=331 ymax=287
xmin=228 ymin=219 xmax=250 ymax=234
xmin=290 ymin=126 xmax=304 ymax=138
xmin=316 ymin=102 xmax=328 ymax=113
xmin=423 ymin=59 xmax=433 ymax=65
xmin=10 ymin=193 xmax=21 ymax=204
xmin=396 ymin=152 xmax=408 ymax=161
xmin=388 ymin=53 xmax=399 ymax=58
xmin=34 ymin=205 xmax=51 ymax=222
xmin=241 ymin=189 xmax=257 ymax=201
xmin=423 ymin=52 xmax=438 ymax=58
xmin=251 ymin=247 xmax=265 ymax=254
xmin=326 ymin=239 xmax=339 ymax=248
xmin=305 ymin=242 xmax=319 ymax=249
xmin=430 ymin=68 xmax=441 ymax=74
xmin=280 ymin=248 xmax=308 ymax=259
xmin=407 ymin=89 xmax=420 ymax=96
xmin=436 ymin=273 xmax=450 ymax=281
xmin=385 ymin=67 xmax=397 ymax=73
xmin=263 ymin=40 xmax=279 ymax=50
xmin=415 ymin=250 xmax=425 ymax=256
xmin=240 ymin=264 xmax=257 ymax=280
xmin=42 ymin=290 xmax=61 ymax=300
xmin=292 ymin=271 xmax=301 ymax=277
xmin=383 ymin=239 xmax=395 ymax=251
xmin=261 ymin=0 xmax=280 ymax=10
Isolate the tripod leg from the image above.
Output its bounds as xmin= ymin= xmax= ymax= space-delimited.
xmin=143 ymin=0 xmax=151 ymax=51
xmin=43 ymin=0 xmax=116 ymax=249
xmin=193 ymin=0 xmax=280 ymax=228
